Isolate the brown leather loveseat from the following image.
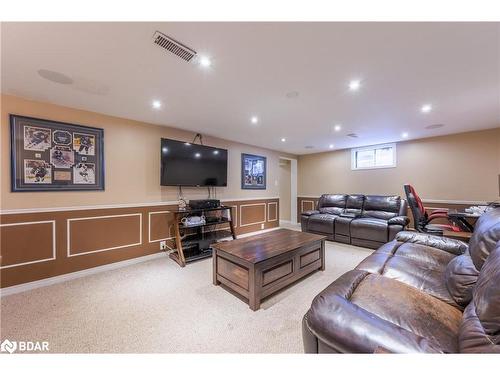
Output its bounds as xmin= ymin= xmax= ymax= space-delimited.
xmin=301 ymin=194 xmax=409 ymax=249
xmin=302 ymin=207 xmax=500 ymax=353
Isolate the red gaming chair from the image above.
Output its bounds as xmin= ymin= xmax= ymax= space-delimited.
xmin=404 ymin=184 xmax=461 ymax=234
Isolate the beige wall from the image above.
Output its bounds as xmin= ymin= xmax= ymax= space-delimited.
xmin=1 ymin=95 xmax=295 ymax=210
xmin=279 ymin=159 xmax=291 ymax=220
xmin=298 ymin=128 xmax=500 ymax=202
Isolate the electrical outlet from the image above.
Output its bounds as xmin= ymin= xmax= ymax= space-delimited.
xmin=160 ymin=241 xmax=167 ymax=250
xmin=261 ymin=223 xmax=265 ymax=229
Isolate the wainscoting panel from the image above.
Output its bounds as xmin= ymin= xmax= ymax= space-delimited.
xmin=67 ymin=214 xmax=142 ymax=257
xmin=0 ymin=220 xmax=55 ymax=269
xmin=239 ymin=203 xmax=266 ymax=227
xmin=297 ymin=197 xmax=319 ymax=219
xmin=148 ymin=211 xmax=174 ymax=243
xmin=0 ymin=198 xmax=279 ymax=288
xmin=267 ymin=202 xmax=278 ymax=222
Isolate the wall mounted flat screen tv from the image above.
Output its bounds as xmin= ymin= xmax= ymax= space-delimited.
xmin=160 ymin=138 xmax=228 ymax=187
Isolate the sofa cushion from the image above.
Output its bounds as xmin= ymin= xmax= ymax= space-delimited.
xmin=377 ymin=240 xmax=457 ymax=268
xmin=305 ymin=270 xmax=462 ymax=353
xmin=472 ymin=245 xmax=500 ymax=336
xmin=350 ymin=217 xmax=388 ymax=243
xmin=307 ymin=214 xmax=336 ymax=234
xmin=459 ymin=244 xmax=500 ymax=353
xmin=362 ymin=195 xmax=401 ymax=220
xmin=318 ymin=194 xmax=346 ymax=216
xmin=344 ymin=194 xmax=365 ymax=215
xmin=445 ymin=254 xmax=479 ymax=307
xmin=396 ymin=231 xmax=467 ymax=256
xmin=467 ymin=207 xmax=500 ymax=270
xmin=356 ymin=240 xmax=460 ymax=308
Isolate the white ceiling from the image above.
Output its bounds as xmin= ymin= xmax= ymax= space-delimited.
xmin=2 ymin=22 xmax=499 ymax=154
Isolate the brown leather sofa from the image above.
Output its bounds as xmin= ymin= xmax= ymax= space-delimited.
xmin=301 ymin=194 xmax=409 ymax=249
xmin=302 ymin=207 xmax=500 ymax=353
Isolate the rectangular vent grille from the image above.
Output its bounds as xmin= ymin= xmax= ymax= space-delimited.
xmin=347 ymin=133 xmax=359 ymax=138
xmin=152 ymin=31 xmax=197 ymax=62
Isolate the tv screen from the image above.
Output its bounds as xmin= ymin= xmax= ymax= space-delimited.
xmin=160 ymin=138 xmax=228 ymax=187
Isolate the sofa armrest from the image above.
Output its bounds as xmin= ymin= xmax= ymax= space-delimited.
xmin=301 ymin=210 xmax=319 ymax=217
xmin=388 ymin=216 xmax=410 ymax=226
xmin=305 ymin=270 xmax=444 ymax=353
xmin=396 ymin=231 xmax=467 ymax=255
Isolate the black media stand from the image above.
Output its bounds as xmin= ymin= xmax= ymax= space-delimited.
xmin=169 ymin=206 xmax=236 ymax=267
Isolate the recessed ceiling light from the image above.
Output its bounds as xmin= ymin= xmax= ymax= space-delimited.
xmin=333 ymin=124 xmax=342 ymax=132
xmin=421 ymin=104 xmax=433 ymax=113
xmin=401 ymin=132 xmax=409 ymax=138
xmin=194 ymin=152 xmax=201 ymax=158
xmin=348 ymin=79 xmax=361 ymax=91
xmin=184 ymin=142 xmax=191 ymax=146
xmin=162 ymin=147 xmax=168 ymax=153
xmin=213 ymin=150 xmax=219 ymax=155
xmin=329 ymin=144 xmax=335 ymax=149
xmin=281 ymin=138 xmax=286 ymax=142
xmin=250 ymin=116 xmax=259 ymax=124
xmin=199 ymin=56 xmax=212 ymax=68
xmin=152 ymin=100 xmax=162 ymax=109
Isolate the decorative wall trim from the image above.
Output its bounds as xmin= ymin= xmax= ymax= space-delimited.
xmin=239 ymin=203 xmax=267 ymax=227
xmin=267 ymin=202 xmax=278 ymax=222
xmin=1 ymin=198 xmax=278 ymax=288
xmin=67 ymin=213 xmax=143 ymax=257
xmin=0 ymin=252 xmax=165 ymax=297
xmin=300 ymin=200 xmax=315 ymax=212
xmin=0 ymin=220 xmax=56 ymax=269
xmin=148 ymin=211 xmax=174 ymax=243
xmin=0 ymin=197 xmax=280 ymax=215
xmin=0 ymin=226 xmax=283 ymax=297
xmin=233 ymin=206 xmax=238 ymax=228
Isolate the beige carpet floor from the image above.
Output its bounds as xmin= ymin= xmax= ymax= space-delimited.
xmin=0 ymin=231 xmax=372 ymax=353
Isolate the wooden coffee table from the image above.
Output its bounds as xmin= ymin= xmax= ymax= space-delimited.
xmin=211 ymin=229 xmax=326 ymax=310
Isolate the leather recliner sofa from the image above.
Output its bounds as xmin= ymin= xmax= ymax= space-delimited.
xmin=301 ymin=194 xmax=409 ymax=249
xmin=302 ymin=207 xmax=500 ymax=353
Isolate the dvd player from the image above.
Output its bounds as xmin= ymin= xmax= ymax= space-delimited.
xmin=188 ymin=199 xmax=221 ymax=210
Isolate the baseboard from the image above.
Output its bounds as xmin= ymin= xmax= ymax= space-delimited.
xmin=0 ymin=252 xmax=165 ymax=297
xmin=0 ymin=227 xmax=282 ymax=297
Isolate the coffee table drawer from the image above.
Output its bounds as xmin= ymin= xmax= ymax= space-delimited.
xmin=262 ymin=260 xmax=293 ymax=286
xmin=300 ymin=248 xmax=321 ymax=268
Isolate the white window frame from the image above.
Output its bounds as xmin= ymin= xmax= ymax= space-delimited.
xmin=351 ymin=143 xmax=397 ymax=170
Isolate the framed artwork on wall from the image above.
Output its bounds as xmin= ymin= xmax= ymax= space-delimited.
xmin=241 ymin=153 xmax=266 ymax=190
xmin=10 ymin=114 xmax=105 ymax=192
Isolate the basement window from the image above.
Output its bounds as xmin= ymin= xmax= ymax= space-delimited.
xmin=351 ymin=143 xmax=397 ymax=170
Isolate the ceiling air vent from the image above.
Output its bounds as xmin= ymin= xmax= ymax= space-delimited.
xmin=347 ymin=133 xmax=358 ymax=138
xmin=152 ymin=31 xmax=197 ymax=62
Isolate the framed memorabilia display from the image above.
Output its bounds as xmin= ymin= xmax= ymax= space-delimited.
xmin=241 ymin=153 xmax=266 ymax=190
xmin=10 ymin=114 xmax=104 ymax=192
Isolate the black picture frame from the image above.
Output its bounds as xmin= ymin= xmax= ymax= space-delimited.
xmin=241 ymin=153 xmax=266 ymax=190
xmin=10 ymin=114 xmax=105 ymax=192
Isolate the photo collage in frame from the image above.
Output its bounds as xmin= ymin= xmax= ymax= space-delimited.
xmin=10 ymin=115 xmax=104 ymax=191
xmin=241 ymin=153 xmax=266 ymax=189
